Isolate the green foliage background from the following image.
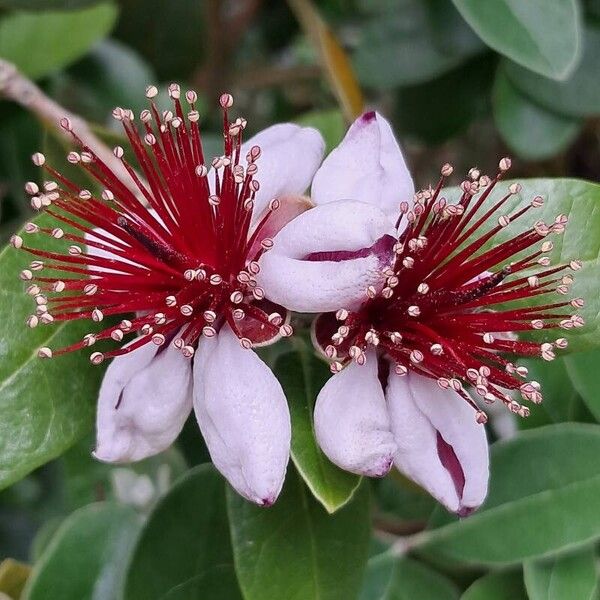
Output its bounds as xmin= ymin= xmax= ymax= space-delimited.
xmin=0 ymin=1 xmax=599 ymax=599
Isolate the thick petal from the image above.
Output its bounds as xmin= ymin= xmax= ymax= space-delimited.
xmin=314 ymin=352 xmax=396 ymax=477
xmin=311 ymin=111 xmax=413 ymax=217
xmin=387 ymin=373 xmax=489 ymax=515
xmin=247 ymin=194 xmax=313 ymax=258
xmin=257 ymin=199 xmax=395 ymax=312
xmin=241 ymin=123 xmax=325 ymax=217
xmin=94 ymin=342 xmax=193 ymax=463
xmin=193 ymin=325 xmax=291 ymax=506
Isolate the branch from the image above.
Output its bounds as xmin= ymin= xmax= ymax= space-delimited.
xmin=0 ymin=58 xmax=143 ymax=201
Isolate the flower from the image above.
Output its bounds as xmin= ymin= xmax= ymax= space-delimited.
xmin=258 ymin=111 xmax=584 ymax=515
xmin=12 ymin=86 xmax=325 ymax=506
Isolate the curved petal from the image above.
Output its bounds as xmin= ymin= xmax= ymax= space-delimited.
xmin=193 ymin=325 xmax=291 ymax=506
xmin=314 ymin=352 xmax=396 ymax=477
xmin=410 ymin=376 xmax=489 ymax=512
xmin=241 ymin=123 xmax=325 ymax=217
xmin=387 ymin=373 xmax=489 ymax=515
xmin=247 ymin=194 xmax=313 ymax=258
xmin=257 ymin=199 xmax=396 ymax=312
xmin=94 ymin=342 xmax=193 ymax=463
xmin=311 ymin=111 xmax=413 ymax=217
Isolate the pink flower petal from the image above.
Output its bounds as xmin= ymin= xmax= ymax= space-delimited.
xmin=315 ymin=351 xmax=396 ymax=476
xmin=193 ymin=325 xmax=291 ymax=506
xmin=311 ymin=111 xmax=413 ymax=217
xmin=387 ymin=372 xmax=489 ymax=515
xmin=94 ymin=341 xmax=192 ymax=462
xmin=257 ymin=199 xmax=396 ymax=312
xmin=241 ymin=123 xmax=325 ymax=217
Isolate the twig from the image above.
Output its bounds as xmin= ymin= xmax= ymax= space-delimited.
xmin=0 ymin=58 xmax=143 ymax=201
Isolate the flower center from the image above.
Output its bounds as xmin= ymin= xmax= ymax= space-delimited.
xmin=13 ymin=86 xmax=292 ymax=364
xmin=314 ymin=159 xmax=584 ymax=422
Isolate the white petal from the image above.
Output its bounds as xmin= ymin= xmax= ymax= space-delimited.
xmin=241 ymin=123 xmax=325 ymax=217
xmin=257 ymin=199 xmax=395 ymax=312
xmin=314 ymin=352 xmax=396 ymax=476
xmin=387 ymin=373 xmax=489 ymax=515
xmin=94 ymin=342 xmax=192 ymax=463
xmin=311 ymin=111 xmax=413 ymax=217
xmin=193 ymin=325 xmax=291 ymax=506
xmin=410 ymin=376 xmax=489 ymax=511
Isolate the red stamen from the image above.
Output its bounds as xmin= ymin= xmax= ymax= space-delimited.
xmin=317 ymin=159 xmax=583 ymax=422
xmin=15 ymin=87 xmax=291 ymax=364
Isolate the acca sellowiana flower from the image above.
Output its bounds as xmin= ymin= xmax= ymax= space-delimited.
xmin=12 ymin=86 xmax=326 ymax=506
xmin=258 ymin=111 xmax=584 ymax=515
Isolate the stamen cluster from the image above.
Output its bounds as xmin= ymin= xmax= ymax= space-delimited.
xmin=314 ymin=159 xmax=584 ymax=423
xmin=12 ymin=86 xmax=291 ymax=363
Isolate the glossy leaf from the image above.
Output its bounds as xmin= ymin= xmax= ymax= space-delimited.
xmin=461 ymin=571 xmax=527 ymax=600
xmin=288 ymin=0 xmax=364 ymax=120
xmin=524 ymin=546 xmax=599 ymax=600
xmin=274 ymin=344 xmax=361 ymax=513
xmin=156 ymin=565 xmax=242 ymax=600
xmin=518 ymin=357 xmax=579 ymax=428
xmin=394 ymin=54 xmax=494 ymax=144
xmin=0 ymin=215 xmax=107 ymax=491
xmin=24 ymin=503 xmax=141 ymax=600
xmin=53 ymin=39 xmax=157 ymax=123
xmin=227 ymin=469 xmax=370 ymax=600
xmin=353 ymin=0 xmax=484 ymax=89
xmin=452 ymin=0 xmax=581 ymax=80
xmin=493 ymin=70 xmax=581 ymax=161
xmin=505 ymin=24 xmax=600 ymax=117
xmin=360 ymin=554 xmax=459 ymax=600
xmin=446 ymin=178 xmax=600 ymax=353
xmin=565 ymin=349 xmax=600 ymax=421
xmin=124 ymin=464 xmax=241 ymax=600
xmin=0 ymin=3 xmax=118 ymax=80
xmin=421 ymin=424 xmax=600 ymax=564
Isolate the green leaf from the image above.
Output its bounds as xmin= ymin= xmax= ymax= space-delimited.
xmin=493 ymin=69 xmax=581 ymax=161
xmin=360 ymin=554 xmax=460 ymax=600
xmin=421 ymin=424 xmax=600 ymax=564
xmin=227 ymin=469 xmax=371 ymax=600
xmin=394 ymin=54 xmax=494 ymax=144
xmin=274 ymin=344 xmax=361 ymax=513
xmin=461 ymin=570 xmax=527 ymax=600
xmin=0 ymin=215 xmax=108 ymax=491
xmin=517 ymin=357 xmax=579 ymax=428
xmin=505 ymin=24 xmax=600 ymax=117
xmin=156 ymin=565 xmax=242 ymax=600
xmin=452 ymin=0 xmax=581 ymax=80
xmin=353 ymin=0 xmax=484 ymax=89
xmin=447 ymin=178 xmax=600 ymax=353
xmin=124 ymin=464 xmax=241 ymax=600
xmin=524 ymin=546 xmax=599 ymax=600
xmin=23 ymin=503 xmax=141 ymax=600
xmin=0 ymin=4 xmax=118 ymax=80
xmin=565 ymin=349 xmax=600 ymax=421
xmin=52 ymin=39 xmax=157 ymax=123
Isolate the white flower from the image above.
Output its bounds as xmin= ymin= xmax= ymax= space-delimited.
xmin=259 ymin=111 xmax=578 ymax=515
xmin=20 ymin=88 xmax=325 ymax=506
